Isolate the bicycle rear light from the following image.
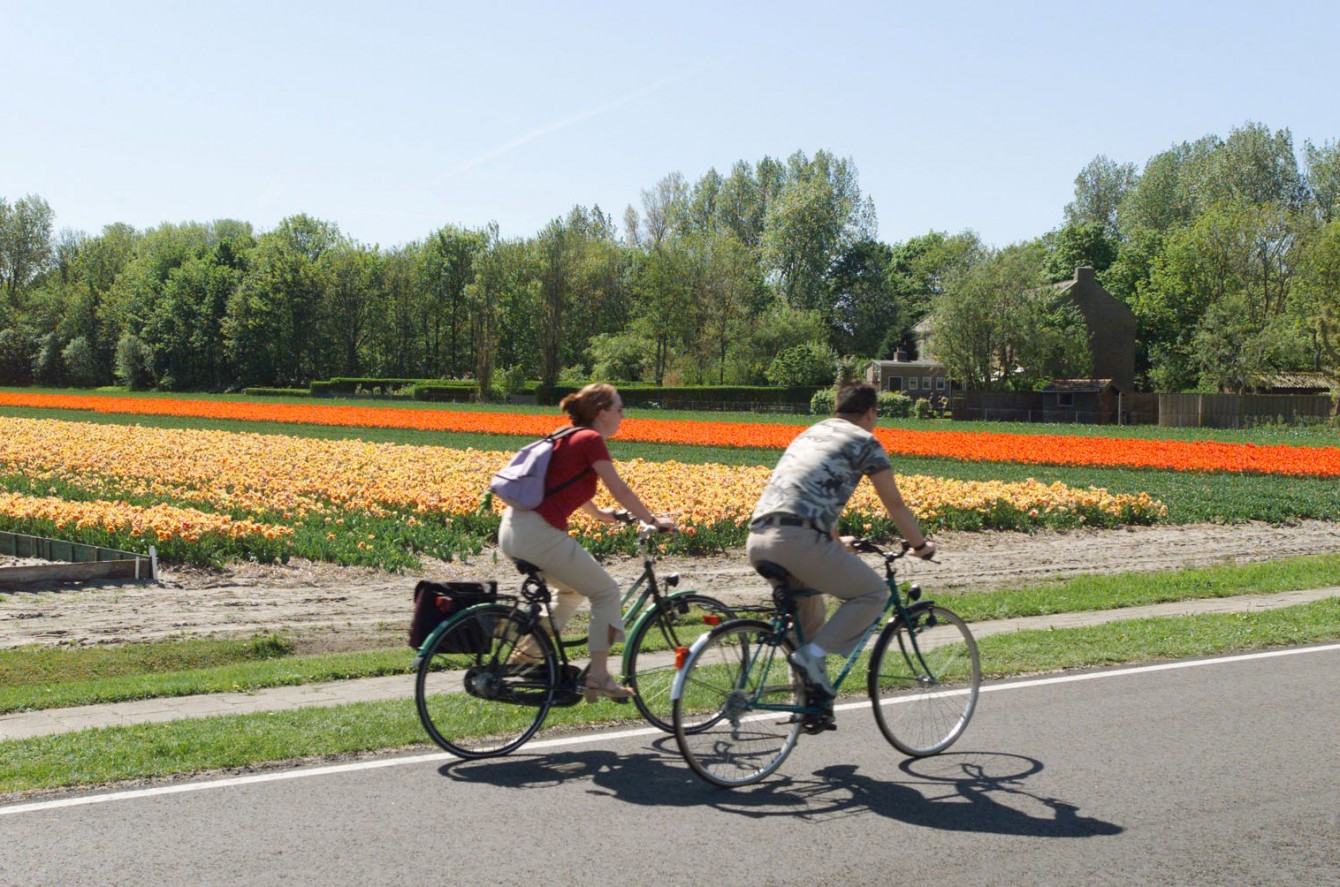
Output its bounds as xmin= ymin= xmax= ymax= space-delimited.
xmin=674 ymin=646 xmax=690 ymax=670
xmin=703 ymin=614 xmax=721 ymax=626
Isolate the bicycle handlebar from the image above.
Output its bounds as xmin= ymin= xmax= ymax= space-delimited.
xmin=611 ymin=509 xmax=674 ymax=538
xmin=850 ymin=537 xmax=938 ymax=563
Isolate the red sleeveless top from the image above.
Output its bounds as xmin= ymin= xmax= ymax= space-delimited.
xmin=534 ymin=427 xmax=609 ymax=530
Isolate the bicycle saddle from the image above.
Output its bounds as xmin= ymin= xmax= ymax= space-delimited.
xmin=513 ymin=559 xmax=543 ymax=579
xmin=753 ymin=560 xmax=793 ymax=586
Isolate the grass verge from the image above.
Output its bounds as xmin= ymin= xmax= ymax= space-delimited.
xmin=4 ymin=553 xmax=1339 ymax=716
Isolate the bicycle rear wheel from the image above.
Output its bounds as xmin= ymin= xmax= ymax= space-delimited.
xmin=672 ymin=619 xmax=804 ymax=788
xmin=415 ymin=606 xmax=557 ymax=758
xmin=868 ymin=604 xmax=980 ymax=757
xmin=624 ymin=592 xmax=734 ymax=733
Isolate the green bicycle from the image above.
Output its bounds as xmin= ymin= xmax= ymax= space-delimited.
xmin=414 ymin=513 xmax=732 ymax=758
xmin=670 ymin=538 xmax=980 ymax=787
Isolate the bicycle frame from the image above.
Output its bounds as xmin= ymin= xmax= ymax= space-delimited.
xmin=672 ymin=541 xmax=935 ymax=718
xmin=415 ymin=520 xmax=695 ymax=673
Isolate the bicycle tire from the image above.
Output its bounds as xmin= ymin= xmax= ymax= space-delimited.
xmin=868 ymin=604 xmax=980 ymax=757
xmin=415 ymin=606 xmax=558 ymax=758
xmin=624 ymin=592 xmax=735 ymax=733
xmin=672 ymin=619 xmax=804 ymax=788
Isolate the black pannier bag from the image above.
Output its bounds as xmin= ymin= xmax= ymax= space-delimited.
xmin=408 ymin=580 xmax=499 ymax=651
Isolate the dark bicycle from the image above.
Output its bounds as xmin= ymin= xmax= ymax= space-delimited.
xmin=414 ymin=513 xmax=732 ymax=758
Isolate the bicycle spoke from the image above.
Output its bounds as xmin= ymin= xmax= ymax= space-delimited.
xmin=626 ymin=594 xmax=734 ymax=732
xmin=416 ymin=608 xmax=557 ymax=758
xmin=673 ymin=620 xmax=805 ymax=787
xmin=869 ymin=605 xmax=980 ymax=757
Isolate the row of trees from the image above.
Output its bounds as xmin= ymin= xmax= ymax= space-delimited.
xmin=3 ymin=126 xmax=1339 ymax=396
xmin=0 ymin=151 xmax=904 ymax=394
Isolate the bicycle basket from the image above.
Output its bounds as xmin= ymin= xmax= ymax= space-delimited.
xmin=408 ymin=580 xmax=499 ymax=650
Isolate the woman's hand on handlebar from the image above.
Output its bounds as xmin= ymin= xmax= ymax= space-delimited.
xmin=608 ymin=509 xmax=676 ymax=533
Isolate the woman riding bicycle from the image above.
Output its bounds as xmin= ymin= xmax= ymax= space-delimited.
xmin=747 ymin=381 xmax=936 ymax=697
xmin=498 ymin=383 xmax=675 ymax=702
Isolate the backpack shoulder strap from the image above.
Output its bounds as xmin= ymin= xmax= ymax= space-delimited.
xmin=542 ymin=425 xmax=595 ymax=499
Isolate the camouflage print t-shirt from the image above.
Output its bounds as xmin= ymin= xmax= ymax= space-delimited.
xmin=750 ymin=418 xmax=892 ymax=535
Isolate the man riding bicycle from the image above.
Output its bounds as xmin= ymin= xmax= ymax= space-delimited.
xmin=746 ymin=382 xmax=936 ymax=699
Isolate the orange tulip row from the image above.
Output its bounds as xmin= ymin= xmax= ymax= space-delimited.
xmin=0 ymin=391 xmax=1335 ymax=476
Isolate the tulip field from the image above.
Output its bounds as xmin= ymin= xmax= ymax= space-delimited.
xmin=0 ymin=391 xmax=1337 ymax=568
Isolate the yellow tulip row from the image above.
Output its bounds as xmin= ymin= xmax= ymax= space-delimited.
xmin=0 ymin=418 xmax=1166 ymax=541
xmin=0 ymin=491 xmax=292 ymax=543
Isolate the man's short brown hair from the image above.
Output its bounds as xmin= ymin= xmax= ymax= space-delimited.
xmin=834 ymin=382 xmax=877 ymax=415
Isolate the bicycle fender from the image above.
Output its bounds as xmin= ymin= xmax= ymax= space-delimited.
xmin=620 ymin=588 xmax=702 ymax=674
xmin=885 ymin=599 xmax=937 ymax=627
xmin=669 ymin=629 xmax=716 ymax=702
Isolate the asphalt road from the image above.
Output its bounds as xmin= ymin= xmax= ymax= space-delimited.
xmin=3 ymin=644 xmax=1337 ymax=886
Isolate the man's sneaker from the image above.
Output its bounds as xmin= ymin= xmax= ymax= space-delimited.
xmin=800 ymin=711 xmax=837 ymax=734
xmin=789 ymin=647 xmax=835 ymax=696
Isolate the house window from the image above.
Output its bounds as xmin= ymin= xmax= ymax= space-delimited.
xmin=921 ymin=377 xmax=932 ymax=390
xmin=936 ymin=377 xmax=946 ymax=390
xmin=889 ymin=377 xmax=902 ymax=392
xmin=1058 ymin=393 xmax=1075 ymax=408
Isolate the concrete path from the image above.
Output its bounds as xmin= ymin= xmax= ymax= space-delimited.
xmin=3 ymin=587 xmax=1335 ymax=742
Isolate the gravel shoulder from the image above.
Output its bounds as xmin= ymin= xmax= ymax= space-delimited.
xmin=3 ymin=520 xmax=1339 ymax=652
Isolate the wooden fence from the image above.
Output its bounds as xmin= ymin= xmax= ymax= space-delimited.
xmin=1158 ymin=393 xmax=1335 ymax=428
xmin=950 ymin=391 xmax=1330 ymax=427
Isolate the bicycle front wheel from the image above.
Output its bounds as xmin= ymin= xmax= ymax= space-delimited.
xmin=672 ymin=619 xmax=804 ymax=788
xmin=869 ymin=604 xmax=980 ymax=757
xmin=415 ymin=606 xmax=558 ymax=759
xmin=625 ymin=592 xmax=735 ymax=733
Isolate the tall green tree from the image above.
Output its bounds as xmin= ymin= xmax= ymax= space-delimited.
xmin=1044 ymin=221 xmax=1118 ymax=282
xmin=326 ymin=243 xmax=385 ymax=377
xmin=420 ymin=225 xmax=485 ymax=377
xmin=884 ymin=230 xmax=982 ymax=358
xmin=687 ymin=229 xmax=762 ymax=384
xmin=1290 ymin=219 xmax=1340 ymax=388
xmin=827 ymin=238 xmax=896 ymax=358
xmin=0 ymin=194 xmax=55 ymax=322
xmin=929 ymin=242 xmax=1089 ymax=390
xmin=224 ymin=215 xmax=341 ymax=386
xmin=1304 ymin=138 xmax=1340 ymax=224
xmin=629 ymin=240 xmax=695 ymax=385
xmin=1136 ymin=201 xmax=1301 ymax=391
xmin=762 ymin=150 xmax=875 ymax=315
xmin=1065 ymin=155 xmax=1136 ymax=238
xmin=141 ymin=235 xmax=249 ymax=389
xmin=466 ymin=225 xmax=535 ymax=398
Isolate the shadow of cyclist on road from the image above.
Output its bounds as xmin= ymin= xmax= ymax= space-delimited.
xmin=440 ymin=742 xmax=1119 ymax=838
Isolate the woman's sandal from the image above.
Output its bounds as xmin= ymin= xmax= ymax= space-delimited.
xmin=583 ymin=675 xmax=636 ymax=704
xmin=504 ymin=648 xmax=544 ymax=676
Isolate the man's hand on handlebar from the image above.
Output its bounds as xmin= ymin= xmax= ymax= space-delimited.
xmin=908 ymin=539 xmax=937 ymax=560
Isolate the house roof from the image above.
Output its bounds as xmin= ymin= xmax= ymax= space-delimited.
xmin=1250 ymin=371 xmax=1333 ymax=390
xmin=867 ymin=359 xmax=944 ymax=370
xmin=1042 ymin=378 xmax=1116 ymax=394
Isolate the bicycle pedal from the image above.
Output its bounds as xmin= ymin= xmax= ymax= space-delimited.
xmin=801 ymin=715 xmax=836 ymax=735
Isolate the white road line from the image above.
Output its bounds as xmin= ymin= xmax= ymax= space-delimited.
xmin=4 ymin=643 xmax=1337 ymax=818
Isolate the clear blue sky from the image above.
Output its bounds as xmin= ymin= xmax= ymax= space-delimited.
xmin=5 ymin=0 xmax=1336 ymax=250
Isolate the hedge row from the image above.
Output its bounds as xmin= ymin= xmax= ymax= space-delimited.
xmin=260 ymin=379 xmax=822 ymax=409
